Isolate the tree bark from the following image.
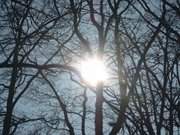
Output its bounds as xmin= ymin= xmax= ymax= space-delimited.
xmin=2 ymin=45 xmax=19 ymax=135
xmin=95 ymin=83 xmax=103 ymax=135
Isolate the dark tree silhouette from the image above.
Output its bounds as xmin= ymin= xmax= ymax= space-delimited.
xmin=0 ymin=0 xmax=179 ymax=135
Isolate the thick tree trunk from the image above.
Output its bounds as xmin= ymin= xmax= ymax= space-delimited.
xmin=95 ymin=83 xmax=103 ymax=135
xmin=2 ymin=58 xmax=18 ymax=135
xmin=2 ymin=24 xmax=20 ymax=134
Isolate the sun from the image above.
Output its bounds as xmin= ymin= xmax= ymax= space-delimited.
xmin=80 ymin=57 xmax=108 ymax=86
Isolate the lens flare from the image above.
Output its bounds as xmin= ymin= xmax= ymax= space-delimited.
xmin=80 ymin=57 xmax=108 ymax=86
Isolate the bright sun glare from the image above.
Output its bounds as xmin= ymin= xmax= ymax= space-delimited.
xmin=80 ymin=57 xmax=108 ymax=86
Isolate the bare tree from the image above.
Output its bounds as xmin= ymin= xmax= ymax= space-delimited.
xmin=0 ymin=0 xmax=179 ymax=135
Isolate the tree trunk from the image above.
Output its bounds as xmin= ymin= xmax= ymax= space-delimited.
xmin=95 ymin=83 xmax=103 ymax=135
xmin=2 ymin=56 xmax=18 ymax=135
